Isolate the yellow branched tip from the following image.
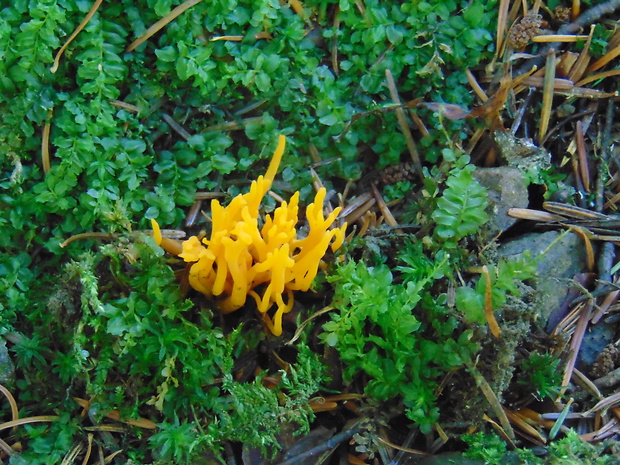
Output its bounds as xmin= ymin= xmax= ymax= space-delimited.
xmin=155 ymin=135 xmax=348 ymax=336
xmin=151 ymin=219 xmax=162 ymax=245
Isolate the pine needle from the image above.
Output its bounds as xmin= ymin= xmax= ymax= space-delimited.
xmin=51 ymin=0 xmax=103 ymax=73
xmin=126 ymin=0 xmax=204 ymax=52
xmin=538 ymin=50 xmax=556 ymax=143
xmin=482 ymin=265 xmax=501 ymax=338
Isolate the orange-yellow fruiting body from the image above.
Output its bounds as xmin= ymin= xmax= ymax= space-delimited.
xmin=156 ymin=136 xmax=347 ymax=336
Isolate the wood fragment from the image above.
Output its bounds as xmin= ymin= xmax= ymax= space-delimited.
xmin=126 ymin=0 xmax=204 ymax=52
xmin=385 ymin=69 xmax=422 ymax=176
xmin=51 ymin=0 xmax=103 ymax=73
xmin=276 ymin=421 xmax=364 ymax=465
xmin=371 ymin=184 xmax=398 ymax=227
xmin=469 ymin=366 xmax=515 ymax=440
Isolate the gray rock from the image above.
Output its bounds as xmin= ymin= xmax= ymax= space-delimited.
xmin=473 ymin=167 xmax=528 ymax=236
xmin=494 ymin=131 xmax=552 ymax=174
xmin=0 ymin=339 xmax=15 ymax=387
xmin=498 ymin=230 xmax=589 ymax=325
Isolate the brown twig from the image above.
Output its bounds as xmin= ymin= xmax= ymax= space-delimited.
xmin=469 ymin=364 xmax=515 ymax=440
xmin=385 ymin=69 xmax=422 ymax=177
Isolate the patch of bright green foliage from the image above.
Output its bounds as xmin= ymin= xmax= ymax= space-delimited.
xmin=0 ymin=0 xmax=499 ymax=258
xmin=9 ymin=239 xmax=328 ymax=463
xmin=455 ymin=254 xmax=537 ymax=325
xmin=463 ymin=430 xmax=618 ymax=465
xmin=322 ymin=240 xmax=479 ymax=434
xmin=432 ymin=163 xmax=488 ymax=248
xmin=0 ymin=0 xmax=503 ymax=461
xmin=517 ymin=351 xmax=564 ymax=401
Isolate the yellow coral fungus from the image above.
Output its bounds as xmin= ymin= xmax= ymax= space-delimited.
xmin=150 ymin=219 xmax=184 ymax=256
xmin=155 ymin=136 xmax=346 ymax=336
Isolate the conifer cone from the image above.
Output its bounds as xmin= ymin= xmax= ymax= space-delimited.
xmin=506 ymin=13 xmax=543 ymax=49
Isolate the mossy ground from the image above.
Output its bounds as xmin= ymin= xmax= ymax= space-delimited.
xmin=1 ymin=1 xmax=620 ymax=464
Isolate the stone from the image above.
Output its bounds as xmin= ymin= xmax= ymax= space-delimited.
xmin=473 ymin=167 xmax=529 ymax=236
xmin=498 ymin=230 xmax=589 ymax=325
xmin=0 ymin=339 xmax=15 ymax=387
